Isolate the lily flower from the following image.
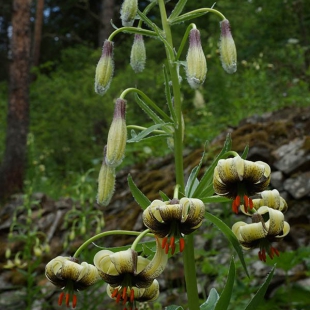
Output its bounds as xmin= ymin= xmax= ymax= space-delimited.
xmin=232 ymin=206 xmax=290 ymax=262
xmin=240 ymin=189 xmax=288 ymax=215
xmin=45 ymin=256 xmax=101 ymax=308
xmin=213 ymin=155 xmax=271 ymax=214
xmin=142 ymin=198 xmax=205 ymax=254
xmin=94 ymin=238 xmax=167 ymax=309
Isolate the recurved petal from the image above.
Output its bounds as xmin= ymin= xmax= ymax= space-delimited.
xmin=136 ymin=238 xmax=168 ymax=288
xmin=94 ymin=250 xmax=119 ymax=275
xmin=243 ymin=160 xmax=266 ymax=183
xmin=217 ymin=157 xmax=242 ymax=182
xmin=257 ymin=206 xmax=284 ymax=236
xmin=45 ymin=257 xmax=68 ymax=287
xmin=76 ymin=262 xmax=101 ymax=287
xmin=238 ymin=222 xmax=267 ymax=243
xmin=213 ymin=167 xmax=231 ymax=196
xmin=275 ymin=221 xmax=290 ymax=238
xmin=110 ymin=248 xmax=137 ymax=274
xmin=158 ymin=203 xmax=183 ymax=223
xmin=135 ymin=279 xmax=160 ymax=302
xmin=180 ymin=198 xmax=205 ymax=223
xmin=57 ymin=259 xmax=82 ymax=282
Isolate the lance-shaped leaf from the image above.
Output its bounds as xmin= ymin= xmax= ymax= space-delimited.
xmin=214 ymin=258 xmax=235 ymax=310
xmin=200 ymin=288 xmax=219 ymax=310
xmin=193 ymin=134 xmax=232 ymax=198
xmin=128 ymin=174 xmax=150 ymax=210
xmin=163 ymin=65 xmax=177 ymax=123
xmin=243 ymin=266 xmax=275 ymax=310
xmin=168 ymin=0 xmax=188 ymax=21
xmin=127 ymin=124 xmax=169 ymax=143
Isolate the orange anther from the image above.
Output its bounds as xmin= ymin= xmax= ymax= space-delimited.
xmin=179 ymin=238 xmax=185 ymax=252
xmin=116 ymin=293 xmax=121 ymax=304
xmin=112 ymin=288 xmax=119 ymax=298
xmin=130 ymin=288 xmax=135 ymax=303
xmin=65 ymin=293 xmax=70 ymax=307
xmin=72 ymin=294 xmax=77 ymax=308
xmin=162 ymin=237 xmax=168 ymax=249
xmin=58 ymin=292 xmax=64 ymax=306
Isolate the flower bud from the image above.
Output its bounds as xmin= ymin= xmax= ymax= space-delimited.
xmin=95 ymin=40 xmax=114 ymax=95
xmin=219 ymin=19 xmax=237 ymax=74
xmin=130 ymin=34 xmax=146 ymax=73
xmin=106 ymin=99 xmax=127 ymax=167
xmin=97 ymin=149 xmax=116 ymax=206
xmin=186 ymin=28 xmax=207 ymax=89
xmin=120 ymin=0 xmax=138 ymax=26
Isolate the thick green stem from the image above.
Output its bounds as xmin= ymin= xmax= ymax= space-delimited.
xmin=158 ymin=1 xmax=199 ymax=309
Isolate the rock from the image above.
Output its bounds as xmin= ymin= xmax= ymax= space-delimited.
xmin=283 ymin=172 xmax=310 ymax=199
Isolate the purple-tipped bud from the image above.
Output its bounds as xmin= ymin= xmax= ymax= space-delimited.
xmin=130 ymin=34 xmax=146 ymax=73
xmin=95 ymin=40 xmax=114 ymax=95
xmin=106 ymin=98 xmax=127 ymax=167
xmin=219 ymin=19 xmax=237 ymax=74
xmin=97 ymin=147 xmax=116 ymax=206
xmin=186 ymin=28 xmax=207 ymax=89
xmin=120 ymin=0 xmax=138 ymax=27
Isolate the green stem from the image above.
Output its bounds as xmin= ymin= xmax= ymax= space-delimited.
xmin=131 ymin=229 xmax=151 ymax=250
xmin=108 ymin=27 xmax=156 ymax=41
xmin=73 ymin=230 xmax=154 ymax=258
xmin=158 ymin=1 xmax=199 ymax=309
xmin=175 ymin=23 xmax=196 ymax=61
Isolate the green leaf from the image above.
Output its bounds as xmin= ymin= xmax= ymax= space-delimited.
xmin=170 ymin=11 xmax=210 ymax=25
xmin=214 ymin=258 xmax=236 ymax=310
xmin=168 ymin=0 xmax=188 ymax=21
xmin=200 ymin=288 xmax=219 ymax=310
xmin=241 ymin=144 xmax=249 ymax=159
xmin=127 ymin=124 xmax=167 ymax=143
xmin=185 ymin=165 xmax=200 ymax=197
xmin=134 ymin=94 xmax=169 ymax=127
xmin=159 ymin=190 xmax=170 ymax=201
xmin=163 ymin=65 xmax=177 ymax=123
xmin=128 ymin=174 xmax=150 ymax=210
xmin=204 ymin=212 xmax=249 ymax=277
xmin=193 ymin=134 xmax=232 ymax=198
xmin=243 ymin=266 xmax=275 ymax=310
xmin=165 ymin=306 xmax=184 ymax=310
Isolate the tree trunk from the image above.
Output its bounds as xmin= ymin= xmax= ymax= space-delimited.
xmin=0 ymin=0 xmax=32 ymax=201
xmin=32 ymin=0 xmax=44 ymax=67
xmin=98 ymin=0 xmax=115 ymax=47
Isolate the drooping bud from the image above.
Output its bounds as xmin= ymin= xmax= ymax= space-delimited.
xmin=219 ymin=19 xmax=237 ymax=74
xmin=130 ymin=34 xmax=146 ymax=73
xmin=97 ymin=148 xmax=116 ymax=206
xmin=186 ymin=28 xmax=207 ymax=89
xmin=120 ymin=0 xmax=138 ymax=26
xmin=106 ymin=99 xmax=127 ymax=167
xmin=95 ymin=40 xmax=114 ymax=95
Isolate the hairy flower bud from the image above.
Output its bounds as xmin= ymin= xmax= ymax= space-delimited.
xmin=219 ymin=19 xmax=237 ymax=74
xmin=186 ymin=28 xmax=207 ymax=89
xmin=120 ymin=0 xmax=138 ymax=26
xmin=95 ymin=40 xmax=114 ymax=95
xmin=106 ymin=99 xmax=127 ymax=167
xmin=97 ymin=149 xmax=116 ymax=206
xmin=130 ymin=34 xmax=146 ymax=73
